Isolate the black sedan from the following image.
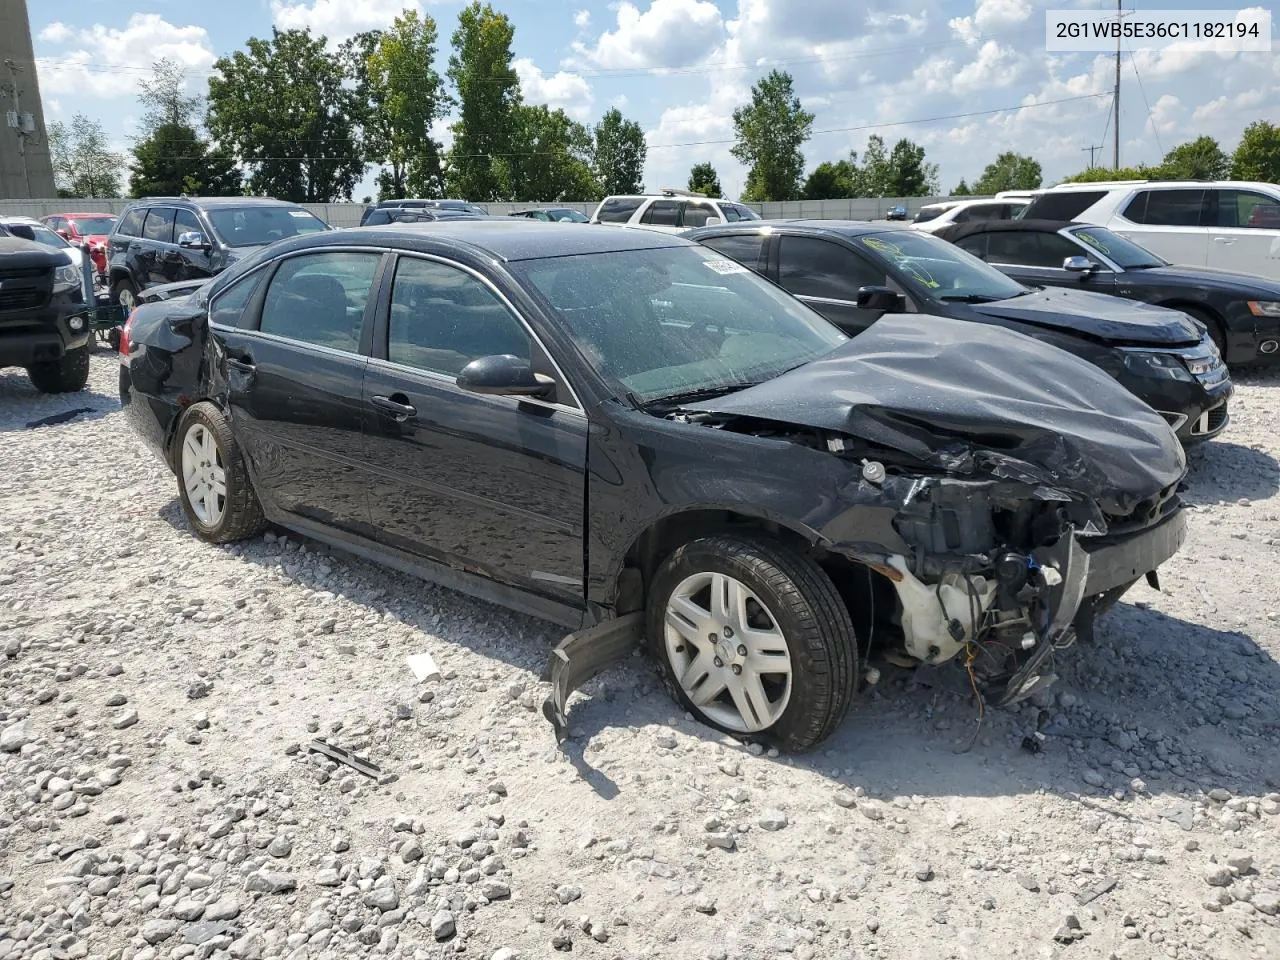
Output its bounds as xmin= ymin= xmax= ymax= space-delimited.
xmin=935 ymin=218 xmax=1280 ymax=366
xmin=687 ymin=221 xmax=1231 ymax=444
xmin=120 ymin=222 xmax=1187 ymax=751
xmin=508 ymin=208 xmax=591 ymax=222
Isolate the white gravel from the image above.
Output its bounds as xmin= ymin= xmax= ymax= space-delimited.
xmin=2 ymin=353 xmax=1279 ymax=960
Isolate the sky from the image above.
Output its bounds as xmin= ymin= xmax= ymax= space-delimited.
xmin=27 ymin=0 xmax=1280 ymax=200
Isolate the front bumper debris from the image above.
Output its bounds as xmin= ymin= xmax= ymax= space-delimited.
xmin=542 ymin=612 xmax=644 ymax=743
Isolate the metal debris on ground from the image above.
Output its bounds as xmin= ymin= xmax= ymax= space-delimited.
xmin=1074 ymin=877 xmax=1118 ymax=906
xmin=308 ymin=739 xmax=382 ymax=779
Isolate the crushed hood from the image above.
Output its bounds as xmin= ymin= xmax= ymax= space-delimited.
xmin=685 ymin=314 xmax=1185 ymax=511
xmin=971 ymin=286 xmax=1202 ymax=346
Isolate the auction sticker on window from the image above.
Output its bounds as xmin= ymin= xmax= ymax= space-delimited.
xmin=704 ymin=259 xmax=748 ymax=275
xmin=1046 ymin=9 xmax=1271 ymax=51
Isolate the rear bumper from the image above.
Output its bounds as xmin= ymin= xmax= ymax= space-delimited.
xmin=1081 ymin=507 xmax=1187 ymax=596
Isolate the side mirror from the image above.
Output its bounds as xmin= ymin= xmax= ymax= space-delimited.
xmin=856 ymin=285 xmax=905 ymax=312
xmin=456 ymin=354 xmax=555 ymax=399
xmin=178 ymin=231 xmax=209 ymax=250
xmin=701 ymin=216 xmax=723 ymax=227
xmin=55 ymin=228 xmax=70 ymax=239
xmin=1063 ymin=256 xmax=1095 ymax=274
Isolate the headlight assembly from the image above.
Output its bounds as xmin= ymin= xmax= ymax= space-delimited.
xmin=53 ymin=263 xmax=82 ymax=292
xmin=1247 ymin=300 xmax=1280 ymax=318
xmin=1121 ymin=350 xmax=1195 ymax=382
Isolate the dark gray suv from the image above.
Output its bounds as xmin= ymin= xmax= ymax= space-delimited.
xmin=107 ymin=197 xmax=330 ymax=312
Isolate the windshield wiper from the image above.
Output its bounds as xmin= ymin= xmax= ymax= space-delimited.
xmin=642 ymin=381 xmax=763 ymax=409
xmin=937 ymin=293 xmax=1005 ymax=303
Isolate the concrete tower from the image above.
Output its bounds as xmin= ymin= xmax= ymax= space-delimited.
xmin=0 ymin=0 xmax=57 ymax=199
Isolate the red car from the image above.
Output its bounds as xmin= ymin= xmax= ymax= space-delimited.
xmin=42 ymin=212 xmax=118 ymax=278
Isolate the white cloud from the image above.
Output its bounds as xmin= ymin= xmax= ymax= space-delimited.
xmin=573 ymin=9 xmax=591 ymax=29
xmin=39 ymin=22 xmax=73 ymax=44
xmin=953 ymin=40 xmax=1022 ymax=91
xmin=270 ymin=0 xmax=424 ymax=42
xmin=972 ymin=0 xmax=1032 ymax=27
xmin=573 ymin=0 xmax=724 ymax=69
xmin=514 ymin=58 xmax=593 ymax=121
xmin=35 ymin=14 xmax=215 ymax=100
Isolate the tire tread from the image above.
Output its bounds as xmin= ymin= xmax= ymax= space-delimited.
xmin=175 ymin=401 xmax=267 ymax=544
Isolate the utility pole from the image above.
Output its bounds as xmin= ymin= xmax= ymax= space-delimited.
xmin=1113 ymin=0 xmax=1121 ymax=170
xmin=1082 ymin=145 xmax=1100 ymax=169
xmin=2 ymin=59 xmax=32 ymax=197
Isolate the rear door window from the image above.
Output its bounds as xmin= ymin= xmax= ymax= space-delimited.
xmin=987 ymin=231 xmax=1085 ymax=268
xmin=680 ymin=204 xmax=720 ymax=228
xmin=640 ymin=201 xmax=681 ymax=226
xmin=142 ymin=208 xmax=176 ymax=243
xmin=259 ymin=251 xmax=382 ymax=353
xmin=778 ymin=236 xmax=886 ymax=300
xmin=1123 ymin=189 xmax=1205 ymax=226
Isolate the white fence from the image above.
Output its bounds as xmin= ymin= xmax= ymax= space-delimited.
xmin=0 ymin=196 xmax=971 ymax=228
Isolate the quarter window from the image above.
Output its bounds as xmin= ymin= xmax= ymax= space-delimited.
xmin=387 ymin=258 xmax=531 ymax=378
xmin=210 ymin=269 xmax=267 ymax=329
xmin=699 ymin=234 xmax=766 ymax=272
xmin=117 ymin=208 xmax=145 ymax=237
xmin=259 ymin=252 xmax=381 ymax=353
xmin=596 ymin=197 xmax=644 ymax=223
xmin=778 ymin=236 xmax=886 ymax=300
xmin=142 ymin=208 xmax=175 ymax=243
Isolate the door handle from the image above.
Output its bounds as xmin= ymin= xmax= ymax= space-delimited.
xmin=1213 ymin=237 xmax=1233 ymax=244
xmin=371 ymin=395 xmax=417 ymax=421
xmin=226 ymin=357 xmax=255 ymax=372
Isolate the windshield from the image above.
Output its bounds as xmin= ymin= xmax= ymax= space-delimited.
xmin=68 ymin=216 xmax=117 ymax=235
xmin=913 ymin=206 xmax=946 ymax=223
xmin=207 ymin=207 xmax=329 ymax=247
xmin=1070 ymin=226 xmax=1166 ymax=269
xmin=855 ymin=230 xmax=1027 ymax=302
xmin=548 ymin=209 xmax=590 ymax=222
xmin=5 ymin=223 xmax=72 ymax=249
xmin=511 ymin=245 xmax=847 ymax=403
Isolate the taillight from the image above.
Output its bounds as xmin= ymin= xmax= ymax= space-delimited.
xmin=119 ymin=309 xmax=136 ymax=359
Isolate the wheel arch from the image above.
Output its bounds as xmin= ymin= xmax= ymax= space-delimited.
xmin=1153 ymin=298 xmax=1225 ymax=340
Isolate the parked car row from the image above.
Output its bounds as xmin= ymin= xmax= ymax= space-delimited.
xmin=118 ymin=216 xmax=1198 ymax=753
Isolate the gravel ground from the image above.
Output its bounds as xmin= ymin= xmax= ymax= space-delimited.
xmin=2 ymin=351 xmax=1279 ymax=960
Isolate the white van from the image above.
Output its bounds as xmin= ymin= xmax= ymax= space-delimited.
xmin=1022 ymin=180 xmax=1280 ymax=279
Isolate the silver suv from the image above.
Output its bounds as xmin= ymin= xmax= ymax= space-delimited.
xmin=590 ymin=190 xmax=760 ymax=233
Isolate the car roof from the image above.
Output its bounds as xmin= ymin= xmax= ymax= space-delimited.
xmin=129 ymin=196 xmax=306 ymax=209
xmin=49 ymin=211 xmax=117 ymax=218
xmin=1042 ymin=179 xmax=1276 ymax=192
xmin=689 ymin=219 xmax=912 ymax=239
xmin=0 ymin=216 xmax=44 ymax=225
xmin=307 ymin=220 xmax=689 ymax=261
xmin=934 ymin=218 xmax=1081 ymax=241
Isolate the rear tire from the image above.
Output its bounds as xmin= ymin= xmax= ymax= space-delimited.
xmin=175 ymin=401 xmax=267 ymax=544
xmin=27 ymin=345 xmax=90 ymax=393
xmin=647 ymin=535 xmax=859 ymax=752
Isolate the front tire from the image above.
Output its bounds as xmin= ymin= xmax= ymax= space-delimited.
xmin=175 ymin=402 xmax=266 ymax=544
xmin=647 ymin=535 xmax=859 ymax=752
xmin=27 ymin=345 xmax=90 ymax=393
xmin=111 ymin=277 xmax=137 ymax=314
xmin=1184 ymin=306 xmax=1226 ymax=359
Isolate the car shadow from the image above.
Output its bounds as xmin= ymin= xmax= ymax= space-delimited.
xmin=1183 ymin=440 xmax=1280 ymax=504
xmin=156 ymin=501 xmax=1280 ymax=804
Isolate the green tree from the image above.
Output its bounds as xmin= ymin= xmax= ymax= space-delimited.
xmin=858 ymin=135 xmax=891 ymax=197
xmin=1232 ymin=120 xmax=1280 ymax=182
xmin=207 ymin=28 xmax=365 ymax=202
xmin=351 ymin=11 xmax=449 ymax=200
xmin=447 ymin=2 xmax=521 ymax=200
xmin=972 ymin=152 xmax=1042 ymax=194
xmin=687 ymin=162 xmax=722 ymax=197
xmin=136 ymin=57 xmax=203 ymax=135
xmin=885 ymin=138 xmax=939 ymax=196
xmin=1061 ymin=163 xmax=1166 ymax=183
xmin=803 ymin=159 xmax=857 ymax=199
xmin=731 ymin=70 xmax=813 ymax=202
xmin=505 ymin=105 xmax=597 ymax=201
xmin=47 ymin=115 xmax=123 ymax=198
xmin=1161 ymin=136 xmax=1230 ymax=180
xmin=129 ymin=123 xmax=242 ymax=197
xmin=594 ymin=108 xmax=646 ymax=195
xmin=952 ymin=179 xmax=972 ymax=195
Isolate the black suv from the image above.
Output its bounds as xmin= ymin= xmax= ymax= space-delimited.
xmin=358 ymin=199 xmax=487 ymax=224
xmin=107 ymin=197 xmax=330 ymax=312
xmin=0 ymin=231 xmax=93 ymax=393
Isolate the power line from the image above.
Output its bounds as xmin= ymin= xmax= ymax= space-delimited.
xmin=1127 ymin=48 xmax=1163 ymax=156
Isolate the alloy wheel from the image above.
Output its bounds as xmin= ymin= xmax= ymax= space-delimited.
xmin=663 ymin=571 xmax=793 ymax=733
xmin=181 ymin=424 xmax=227 ymax=526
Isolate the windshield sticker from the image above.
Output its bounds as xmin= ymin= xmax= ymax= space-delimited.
xmin=704 ymin=259 xmax=748 ymax=275
xmin=288 ymin=210 xmax=312 ymax=218
xmin=859 ymin=236 xmax=903 ymax=257
xmin=1075 ymin=231 xmax=1110 ymax=255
